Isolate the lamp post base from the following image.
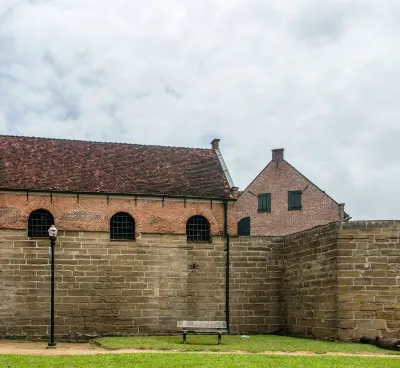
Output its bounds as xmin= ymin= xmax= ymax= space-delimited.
xmin=47 ymin=342 xmax=57 ymax=348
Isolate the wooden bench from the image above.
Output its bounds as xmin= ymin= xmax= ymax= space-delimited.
xmin=177 ymin=321 xmax=228 ymax=345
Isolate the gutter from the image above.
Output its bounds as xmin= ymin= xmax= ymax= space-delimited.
xmin=0 ymin=188 xmax=235 ymax=202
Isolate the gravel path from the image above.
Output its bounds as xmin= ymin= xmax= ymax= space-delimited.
xmin=0 ymin=341 xmax=399 ymax=358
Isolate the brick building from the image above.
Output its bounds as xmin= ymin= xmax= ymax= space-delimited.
xmin=234 ymin=148 xmax=345 ymax=236
xmin=1 ymin=135 xmax=398 ymax=341
xmin=0 ymin=135 xmax=236 ymax=236
xmin=0 ymin=135 xmax=241 ymax=337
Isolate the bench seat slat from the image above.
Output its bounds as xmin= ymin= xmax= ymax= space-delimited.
xmin=182 ymin=329 xmax=228 ymax=333
xmin=177 ymin=321 xmax=227 ymax=329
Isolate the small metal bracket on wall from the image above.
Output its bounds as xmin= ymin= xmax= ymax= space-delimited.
xmin=50 ymin=192 xmax=53 ymax=203
xmin=184 ymin=198 xmax=187 ymax=208
xmin=26 ymin=191 xmax=29 ymax=201
xmin=188 ymin=262 xmax=199 ymax=273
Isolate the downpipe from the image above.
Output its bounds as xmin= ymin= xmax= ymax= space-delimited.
xmin=224 ymin=200 xmax=230 ymax=333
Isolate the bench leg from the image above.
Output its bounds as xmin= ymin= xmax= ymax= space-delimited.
xmin=183 ymin=332 xmax=186 ymax=344
xmin=218 ymin=332 xmax=221 ymax=345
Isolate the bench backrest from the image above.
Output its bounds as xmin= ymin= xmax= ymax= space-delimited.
xmin=177 ymin=321 xmax=227 ymax=329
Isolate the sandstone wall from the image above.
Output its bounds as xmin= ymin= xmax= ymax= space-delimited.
xmin=283 ymin=223 xmax=340 ymax=339
xmin=1 ymin=221 xmax=399 ymax=340
xmin=230 ymin=236 xmax=284 ymax=334
xmin=0 ymin=229 xmax=284 ymax=338
xmin=337 ymin=221 xmax=400 ymax=340
xmin=0 ymin=229 xmax=226 ymax=338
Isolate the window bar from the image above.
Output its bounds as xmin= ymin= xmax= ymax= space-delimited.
xmin=110 ymin=213 xmax=135 ymax=240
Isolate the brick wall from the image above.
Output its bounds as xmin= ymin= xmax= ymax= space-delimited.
xmin=337 ymin=221 xmax=400 ymax=340
xmin=0 ymin=192 xmax=236 ymax=235
xmin=234 ymin=161 xmax=343 ymax=236
xmin=230 ymin=236 xmax=284 ymax=334
xmin=283 ymin=223 xmax=340 ymax=339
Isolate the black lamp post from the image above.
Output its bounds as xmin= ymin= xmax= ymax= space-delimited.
xmin=48 ymin=225 xmax=58 ymax=348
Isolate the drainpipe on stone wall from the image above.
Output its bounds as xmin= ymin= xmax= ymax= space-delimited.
xmin=224 ymin=200 xmax=230 ymax=333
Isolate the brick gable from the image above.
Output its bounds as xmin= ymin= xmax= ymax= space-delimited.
xmin=234 ymin=153 xmax=344 ymax=236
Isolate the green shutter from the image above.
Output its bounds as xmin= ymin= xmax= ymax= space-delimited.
xmin=258 ymin=195 xmax=263 ymax=211
xmin=288 ymin=191 xmax=302 ymax=210
xmin=258 ymin=193 xmax=271 ymax=212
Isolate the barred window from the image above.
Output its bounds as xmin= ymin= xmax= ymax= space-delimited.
xmin=186 ymin=215 xmax=210 ymax=242
xmin=28 ymin=209 xmax=54 ymax=238
xmin=110 ymin=212 xmax=135 ymax=240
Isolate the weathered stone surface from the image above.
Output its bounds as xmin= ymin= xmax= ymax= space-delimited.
xmin=282 ymin=224 xmax=339 ymax=339
xmin=0 ymin=220 xmax=399 ymax=340
xmin=337 ymin=225 xmax=400 ymax=340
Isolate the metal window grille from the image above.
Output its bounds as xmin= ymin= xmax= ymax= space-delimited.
xmin=28 ymin=209 xmax=54 ymax=237
xmin=110 ymin=212 xmax=135 ymax=240
xmin=288 ymin=190 xmax=302 ymax=210
xmin=186 ymin=215 xmax=210 ymax=242
xmin=258 ymin=193 xmax=271 ymax=212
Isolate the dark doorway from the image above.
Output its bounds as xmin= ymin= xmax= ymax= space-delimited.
xmin=238 ymin=217 xmax=250 ymax=236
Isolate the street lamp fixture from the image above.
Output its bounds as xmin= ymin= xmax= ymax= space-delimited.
xmin=48 ymin=225 xmax=58 ymax=348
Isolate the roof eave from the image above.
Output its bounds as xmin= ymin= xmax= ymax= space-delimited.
xmin=0 ymin=188 xmax=236 ymax=201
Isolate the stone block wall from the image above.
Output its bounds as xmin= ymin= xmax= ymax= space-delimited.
xmin=0 ymin=229 xmax=285 ymax=338
xmin=1 ymin=221 xmax=399 ymax=340
xmin=230 ymin=236 xmax=284 ymax=334
xmin=282 ymin=220 xmax=400 ymax=340
xmin=337 ymin=221 xmax=400 ymax=340
xmin=0 ymin=229 xmax=227 ymax=338
xmin=283 ymin=223 xmax=340 ymax=339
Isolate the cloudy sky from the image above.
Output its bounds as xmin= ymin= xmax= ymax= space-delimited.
xmin=1 ymin=0 xmax=399 ymax=220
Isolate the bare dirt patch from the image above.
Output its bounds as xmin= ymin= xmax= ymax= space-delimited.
xmin=0 ymin=340 xmax=399 ymax=358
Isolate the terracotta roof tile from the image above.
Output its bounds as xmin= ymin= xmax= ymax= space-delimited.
xmin=0 ymin=136 xmax=232 ymax=199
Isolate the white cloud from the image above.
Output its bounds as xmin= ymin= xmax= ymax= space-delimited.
xmin=1 ymin=0 xmax=400 ymax=219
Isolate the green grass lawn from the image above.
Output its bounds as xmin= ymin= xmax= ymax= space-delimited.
xmin=94 ymin=334 xmax=400 ymax=355
xmin=0 ymin=353 xmax=400 ymax=368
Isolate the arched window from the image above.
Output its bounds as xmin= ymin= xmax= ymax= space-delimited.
xmin=238 ymin=217 xmax=251 ymax=236
xmin=110 ymin=212 xmax=135 ymax=240
xmin=186 ymin=215 xmax=210 ymax=242
xmin=28 ymin=209 xmax=54 ymax=238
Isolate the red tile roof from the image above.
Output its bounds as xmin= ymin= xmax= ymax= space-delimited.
xmin=0 ymin=136 xmax=232 ymax=199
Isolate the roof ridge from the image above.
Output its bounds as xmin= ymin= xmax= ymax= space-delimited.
xmin=0 ymin=134 xmax=211 ymax=151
